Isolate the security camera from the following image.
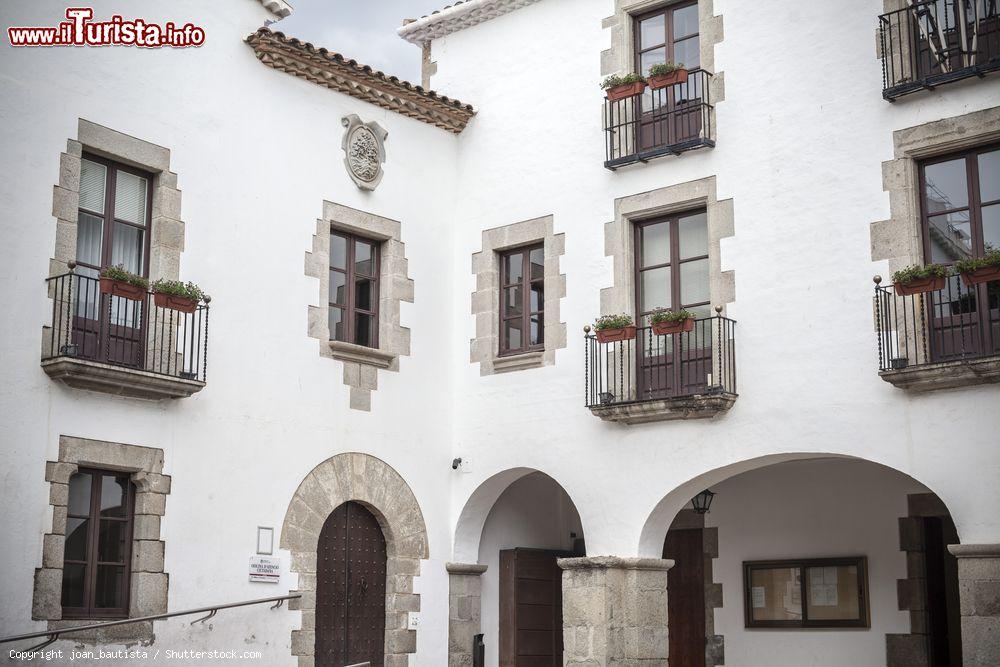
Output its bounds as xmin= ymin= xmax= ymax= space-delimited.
xmin=451 ymin=458 xmax=462 ymax=470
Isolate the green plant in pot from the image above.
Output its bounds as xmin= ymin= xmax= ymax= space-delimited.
xmin=593 ymin=313 xmax=636 ymax=343
xmin=891 ymin=264 xmax=951 ymax=296
xmin=650 ymin=308 xmax=695 ymax=335
xmin=98 ymin=264 xmax=149 ymax=302
xmin=601 ymin=73 xmax=646 ymax=102
xmin=954 ymin=245 xmax=1000 ymax=287
xmin=151 ymin=279 xmax=206 ymax=314
xmin=647 ymin=62 xmax=688 ymax=89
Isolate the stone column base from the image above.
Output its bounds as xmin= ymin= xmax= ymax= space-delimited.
xmin=447 ymin=562 xmax=488 ymax=667
xmin=558 ymin=556 xmax=674 ymax=666
xmin=948 ymin=544 xmax=1000 ymax=667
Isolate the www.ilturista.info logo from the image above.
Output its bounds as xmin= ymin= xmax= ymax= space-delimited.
xmin=7 ymin=7 xmax=205 ymax=48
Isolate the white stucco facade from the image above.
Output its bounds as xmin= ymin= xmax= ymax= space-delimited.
xmin=1 ymin=0 xmax=999 ymax=665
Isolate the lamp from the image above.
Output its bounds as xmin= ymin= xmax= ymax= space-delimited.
xmin=691 ymin=489 xmax=715 ymax=514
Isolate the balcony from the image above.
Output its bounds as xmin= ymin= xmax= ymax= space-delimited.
xmin=603 ymin=69 xmax=715 ymax=170
xmin=874 ymin=276 xmax=1000 ymax=391
xmin=41 ymin=272 xmax=209 ymax=399
xmin=585 ymin=315 xmax=737 ymax=424
xmin=879 ymin=1 xmax=1000 ymax=101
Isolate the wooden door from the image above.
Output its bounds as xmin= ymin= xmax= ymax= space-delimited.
xmin=663 ymin=528 xmax=706 ymax=667
xmin=499 ymin=549 xmax=567 ymax=667
xmin=316 ymin=502 xmax=387 ymax=667
xmin=923 ymin=516 xmax=963 ymax=666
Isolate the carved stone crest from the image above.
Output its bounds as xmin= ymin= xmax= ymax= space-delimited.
xmin=341 ymin=114 xmax=387 ymax=190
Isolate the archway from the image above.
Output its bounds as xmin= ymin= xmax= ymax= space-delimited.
xmin=280 ymin=453 xmax=429 ymax=667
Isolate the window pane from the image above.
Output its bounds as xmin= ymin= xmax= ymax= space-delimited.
xmin=678 ymin=212 xmax=708 ymax=259
xmin=504 ymin=318 xmax=522 ymax=350
xmin=640 ymin=48 xmax=667 ymax=77
xmin=681 ymin=259 xmax=710 ymax=304
xmin=530 ymin=314 xmax=543 ymax=346
xmin=978 ymin=150 xmax=999 ymax=203
xmin=805 ymin=565 xmax=861 ymax=621
xmin=94 ymin=565 xmax=125 ymax=608
xmin=924 ymin=158 xmax=969 ymax=212
xmin=330 ymin=234 xmax=347 ymax=270
xmin=354 ymin=313 xmax=374 ymax=347
xmin=673 ymin=4 xmax=699 ymax=39
xmin=355 ymin=241 xmax=375 ymax=277
xmin=641 ymin=222 xmax=671 ymax=267
xmin=355 ymin=278 xmax=374 ymax=312
xmin=79 ymin=159 xmax=106 ymax=214
xmin=77 ymin=212 xmax=104 ymax=266
xmin=99 ymin=475 xmax=127 ymax=518
xmin=673 ymin=35 xmax=700 ymax=69
xmin=98 ymin=520 xmax=128 ymax=563
xmin=329 ymin=306 xmax=345 ymax=342
xmin=531 ymin=283 xmax=544 ymax=312
xmin=114 ymin=170 xmax=147 ymax=225
xmin=982 ymin=204 xmax=1000 ymax=251
xmin=505 ymin=253 xmax=523 ymax=284
xmin=529 ymin=247 xmax=544 ymax=280
xmin=68 ymin=472 xmax=92 ymax=516
xmin=639 ymin=13 xmax=665 ymax=48
xmin=749 ymin=567 xmax=802 ymax=622
xmin=330 ymin=271 xmax=347 ymax=305
xmin=927 ymin=211 xmax=973 ymax=263
xmin=65 ymin=517 xmax=89 ymax=561
xmin=111 ymin=222 xmax=144 ymax=274
xmin=61 ymin=563 xmax=86 ymax=608
xmin=641 ymin=267 xmax=671 ymax=312
xmin=504 ymin=286 xmax=522 ymax=317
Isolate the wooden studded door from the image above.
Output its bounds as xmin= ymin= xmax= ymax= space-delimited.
xmin=664 ymin=528 xmax=706 ymax=667
xmin=315 ymin=501 xmax=387 ymax=667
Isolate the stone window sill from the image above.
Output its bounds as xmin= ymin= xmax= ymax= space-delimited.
xmin=328 ymin=340 xmax=396 ymax=369
xmin=589 ymin=392 xmax=737 ymax=425
xmin=492 ymin=351 xmax=545 ymax=374
xmin=879 ymin=355 xmax=1000 ymax=392
xmin=41 ymin=357 xmax=205 ymax=400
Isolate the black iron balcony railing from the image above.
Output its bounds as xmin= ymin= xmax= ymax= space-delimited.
xmin=874 ymin=276 xmax=1000 ymax=372
xmin=603 ymin=69 xmax=715 ymax=170
xmin=584 ymin=315 xmax=736 ymax=409
xmin=43 ymin=271 xmax=209 ymax=383
xmin=879 ymin=0 xmax=1000 ymax=100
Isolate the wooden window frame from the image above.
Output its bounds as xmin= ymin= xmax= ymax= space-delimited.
xmin=918 ymin=142 xmax=1000 ymax=265
xmin=329 ymin=229 xmax=381 ymax=349
xmin=742 ymin=557 xmax=870 ymax=629
xmin=498 ymin=244 xmax=544 ymax=356
xmin=77 ymin=153 xmax=154 ymax=278
xmin=632 ymin=0 xmax=700 ymax=77
xmin=633 ymin=210 xmax=710 ymax=323
xmin=62 ymin=467 xmax=136 ymax=620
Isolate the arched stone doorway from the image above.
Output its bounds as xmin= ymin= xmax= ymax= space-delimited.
xmin=281 ymin=453 xmax=429 ymax=666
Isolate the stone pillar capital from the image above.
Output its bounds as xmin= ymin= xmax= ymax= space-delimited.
xmin=445 ymin=561 xmax=488 ymax=575
xmin=948 ymin=543 xmax=1000 ymax=558
xmin=558 ymin=555 xmax=675 ymax=571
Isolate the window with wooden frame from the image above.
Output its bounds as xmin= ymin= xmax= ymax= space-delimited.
xmin=743 ymin=557 xmax=870 ymax=629
xmin=499 ymin=244 xmax=544 ymax=356
xmin=634 ymin=1 xmax=700 ymax=77
xmin=62 ymin=468 xmax=135 ymax=619
xmin=635 ymin=210 xmax=710 ymax=325
xmin=329 ymin=230 xmax=380 ymax=349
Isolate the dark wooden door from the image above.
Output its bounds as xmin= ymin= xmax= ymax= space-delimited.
xmin=499 ymin=549 xmax=567 ymax=667
xmin=923 ymin=516 xmax=963 ymax=666
xmin=316 ymin=502 xmax=387 ymax=667
xmin=663 ymin=528 xmax=706 ymax=667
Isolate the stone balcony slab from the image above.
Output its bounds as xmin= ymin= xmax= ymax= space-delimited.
xmin=41 ymin=357 xmax=205 ymax=400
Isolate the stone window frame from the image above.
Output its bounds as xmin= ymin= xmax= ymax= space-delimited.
xmin=306 ymin=201 xmax=414 ymax=411
xmin=33 ymin=436 xmax=170 ymax=645
xmin=470 ymin=215 xmax=567 ymax=375
xmin=281 ymin=453 xmax=429 ymax=666
xmin=601 ymin=0 xmax=725 ymax=137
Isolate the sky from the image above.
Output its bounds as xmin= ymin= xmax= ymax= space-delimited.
xmin=269 ymin=0 xmax=447 ymax=84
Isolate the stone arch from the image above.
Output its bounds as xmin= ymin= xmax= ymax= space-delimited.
xmin=280 ymin=452 xmax=428 ymax=666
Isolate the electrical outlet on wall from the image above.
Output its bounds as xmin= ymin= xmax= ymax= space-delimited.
xmin=407 ymin=613 xmax=420 ymax=629
xmin=460 ymin=458 xmax=472 ymax=474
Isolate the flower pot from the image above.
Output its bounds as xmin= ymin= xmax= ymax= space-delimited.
xmin=652 ymin=317 xmax=695 ymax=336
xmin=959 ymin=265 xmax=1000 ymax=287
xmin=648 ymin=68 xmax=689 ymax=90
xmin=606 ymin=81 xmax=646 ymax=102
xmin=595 ymin=325 xmax=636 ymax=344
xmin=99 ymin=277 xmax=146 ymax=302
xmin=153 ymin=292 xmax=199 ymax=314
xmin=894 ymin=276 xmax=946 ymax=296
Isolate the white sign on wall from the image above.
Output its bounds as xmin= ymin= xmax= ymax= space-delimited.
xmin=249 ymin=555 xmax=281 ymax=583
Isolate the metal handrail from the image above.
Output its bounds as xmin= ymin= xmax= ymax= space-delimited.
xmin=0 ymin=594 xmax=300 ymax=652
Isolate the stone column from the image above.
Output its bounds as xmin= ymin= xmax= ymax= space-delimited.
xmin=447 ymin=562 xmax=488 ymax=667
xmin=558 ymin=556 xmax=674 ymax=666
xmin=949 ymin=544 xmax=1000 ymax=666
